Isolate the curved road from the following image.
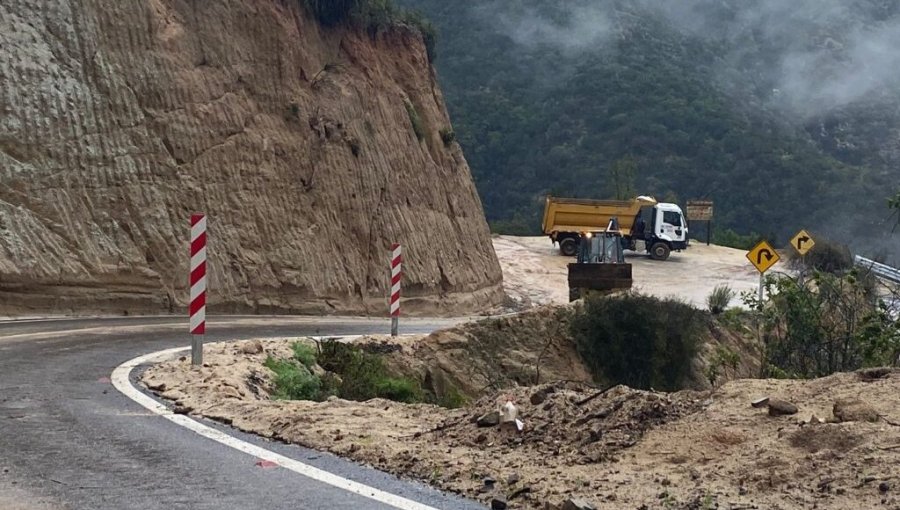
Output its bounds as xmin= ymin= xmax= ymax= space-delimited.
xmin=0 ymin=316 xmax=481 ymax=510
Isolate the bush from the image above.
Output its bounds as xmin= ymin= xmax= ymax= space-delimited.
xmin=437 ymin=387 xmax=469 ymax=409
xmin=291 ymin=342 xmax=318 ymax=368
xmin=300 ymin=0 xmax=436 ymax=62
xmin=795 ymin=237 xmax=854 ymax=274
xmin=745 ymin=271 xmax=897 ymax=378
xmin=264 ymin=357 xmax=322 ymax=400
xmin=439 ymin=127 xmax=456 ymax=146
xmin=570 ymin=293 xmax=704 ymax=391
xmin=707 ymin=284 xmax=735 ymax=314
xmin=373 ymin=377 xmax=424 ymax=403
xmin=712 ymin=228 xmax=764 ymax=251
xmin=317 ymin=340 xmax=424 ymax=402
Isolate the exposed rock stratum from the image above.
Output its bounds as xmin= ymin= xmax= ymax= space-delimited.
xmin=0 ymin=0 xmax=503 ymax=315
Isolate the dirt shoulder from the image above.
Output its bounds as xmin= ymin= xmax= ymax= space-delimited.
xmin=494 ymin=236 xmax=763 ymax=309
xmin=144 ymin=338 xmax=900 ymax=509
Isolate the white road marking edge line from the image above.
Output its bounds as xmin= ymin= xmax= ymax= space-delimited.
xmin=111 ymin=342 xmax=441 ymax=510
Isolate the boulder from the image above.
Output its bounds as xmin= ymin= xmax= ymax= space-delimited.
xmin=767 ymin=399 xmax=798 ymax=416
xmin=833 ymin=398 xmax=880 ymax=423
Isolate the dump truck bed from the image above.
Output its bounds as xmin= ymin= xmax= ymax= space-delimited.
xmin=542 ymin=196 xmax=656 ymax=237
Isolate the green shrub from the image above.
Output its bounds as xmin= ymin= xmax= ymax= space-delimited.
xmin=707 ymin=284 xmax=735 ymax=315
xmin=436 ymin=387 xmax=469 ymax=409
xmin=745 ymin=271 xmax=897 ymax=378
xmin=267 ymin=340 xmax=431 ymax=405
xmin=317 ymin=340 xmax=425 ymax=402
xmin=373 ymin=377 xmax=424 ymax=403
xmin=291 ymin=342 xmax=318 ymax=368
xmin=300 ymin=0 xmax=436 ymax=62
xmin=264 ymin=357 xmax=322 ymax=400
xmin=795 ymin=237 xmax=854 ymax=274
xmin=404 ymin=100 xmax=425 ymax=141
xmin=439 ymin=127 xmax=456 ymax=146
xmin=569 ymin=293 xmax=704 ymax=391
xmin=712 ymin=228 xmax=764 ymax=251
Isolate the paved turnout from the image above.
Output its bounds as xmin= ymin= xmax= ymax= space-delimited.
xmin=0 ymin=316 xmax=483 ymax=510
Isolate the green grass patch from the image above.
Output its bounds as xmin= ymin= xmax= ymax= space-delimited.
xmin=291 ymin=342 xmax=318 ymax=369
xmin=263 ymin=356 xmax=323 ymax=401
xmin=265 ymin=340 xmax=425 ymax=405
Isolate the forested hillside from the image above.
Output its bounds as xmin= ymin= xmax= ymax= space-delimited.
xmin=399 ymin=0 xmax=900 ymax=257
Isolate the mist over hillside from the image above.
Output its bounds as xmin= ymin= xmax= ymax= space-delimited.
xmin=401 ymin=0 xmax=900 ymax=261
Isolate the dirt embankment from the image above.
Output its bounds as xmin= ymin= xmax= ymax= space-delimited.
xmin=144 ymin=337 xmax=900 ymax=509
xmin=379 ymin=305 xmax=761 ymax=400
xmin=0 ymin=0 xmax=502 ymax=316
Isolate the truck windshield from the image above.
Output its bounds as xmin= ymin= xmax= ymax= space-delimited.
xmin=663 ymin=211 xmax=682 ymax=227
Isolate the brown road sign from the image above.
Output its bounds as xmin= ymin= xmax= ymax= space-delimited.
xmin=790 ymin=230 xmax=815 ymax=256
xmin=686 ymin=200 xmax=714 ymax=221
xmin=746 ymin=240 xmax=780 ymax=274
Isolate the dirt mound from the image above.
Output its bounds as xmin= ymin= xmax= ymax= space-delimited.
xmin=383 ymin=306 xmax=595 ymax=401
xmin=434 ymin=383 xmax=703 ymax=465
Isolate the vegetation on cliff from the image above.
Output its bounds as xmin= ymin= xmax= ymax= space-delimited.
xmin=399 ymin=0 xmax=899 ymax=257
xmin=301 ymin=0 xmax=436 ymax=60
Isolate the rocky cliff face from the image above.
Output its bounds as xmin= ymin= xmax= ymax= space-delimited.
xmin=0 ymin=0 xmax=503 ymax=316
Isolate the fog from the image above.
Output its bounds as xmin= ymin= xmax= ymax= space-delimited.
xmin=483 ymin=0 xmax=900 ymax=118
xmin=472 ymin=0 xmax=900 ymax=259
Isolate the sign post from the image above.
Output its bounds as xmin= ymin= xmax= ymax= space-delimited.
xmin=190 ymin=214 xmax=207 ymax=366
xmin=390 ymin=244 xmax=402 ymax=337
xmin=746 ymin=239 xmax=780 ymax=302
xmin=686 ymin=200 xmax=714 ymax=246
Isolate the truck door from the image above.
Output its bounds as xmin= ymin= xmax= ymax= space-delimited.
xmin=661 ymin=210 xmax=684 ymax=241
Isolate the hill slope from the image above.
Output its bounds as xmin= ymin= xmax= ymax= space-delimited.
xmin=400 ymin=0 xmax=899 ymax=258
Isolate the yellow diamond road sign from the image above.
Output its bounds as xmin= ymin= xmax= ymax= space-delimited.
xmin=790 ymin=230 xmax=815 ymax=256
xmin=747 ymin=240 xmax=780 ymax=274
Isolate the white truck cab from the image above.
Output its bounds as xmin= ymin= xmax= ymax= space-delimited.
xmin=642 ymin=203 xmax=689 ymax=260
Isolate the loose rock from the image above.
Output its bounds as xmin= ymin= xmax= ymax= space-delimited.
xmin=491 ymin=496 xmax=508 ymax=509
xmin=751 ymin=396 xmax=770 ymax=408
xmin=833 ymin=398 xmax=880 ymax=423
xmin=561 ymin=497 xmax=597 ymax=510
xmin=477 ymin=410 xmax=501 ymax=427
xmin=531 ymin=387 xmax=555 ymax=405
xmin=240 ymin=340 xmax=264 ymax=355
xmin=767 ymin=399 xmax=799 ymax=416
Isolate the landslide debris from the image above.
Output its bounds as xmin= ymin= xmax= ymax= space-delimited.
xmin=144 ymin=336 xmax=900 ymax=509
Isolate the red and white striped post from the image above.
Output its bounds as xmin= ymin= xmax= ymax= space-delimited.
xmin=390 ymin=243 xmax=402 ymax=337
xmin=189 ymin=214 xmax=207 ymax=366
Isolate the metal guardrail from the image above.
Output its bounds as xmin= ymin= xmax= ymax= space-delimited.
xmin=855 ymin=255 xmax=900 ymax=284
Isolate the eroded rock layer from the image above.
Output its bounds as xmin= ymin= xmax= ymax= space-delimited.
xmin=0 ymin=0 xmax=503 ymax=315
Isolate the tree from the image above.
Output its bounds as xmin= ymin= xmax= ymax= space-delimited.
xmin=609 ymin=156 xmax=637 ymax=200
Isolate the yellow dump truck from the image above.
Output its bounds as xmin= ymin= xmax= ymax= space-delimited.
xmin=542 ymin=196 xmax=689 ymax=260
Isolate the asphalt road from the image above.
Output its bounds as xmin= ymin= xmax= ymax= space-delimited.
xmin=0 ymin=316 xmax=482 ymax=510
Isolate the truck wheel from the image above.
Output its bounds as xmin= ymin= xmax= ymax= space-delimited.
xmin=650 ymin=242 xmax=671 ymax=261
xmin=559 ymin=238 xmax=578 ymax=257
